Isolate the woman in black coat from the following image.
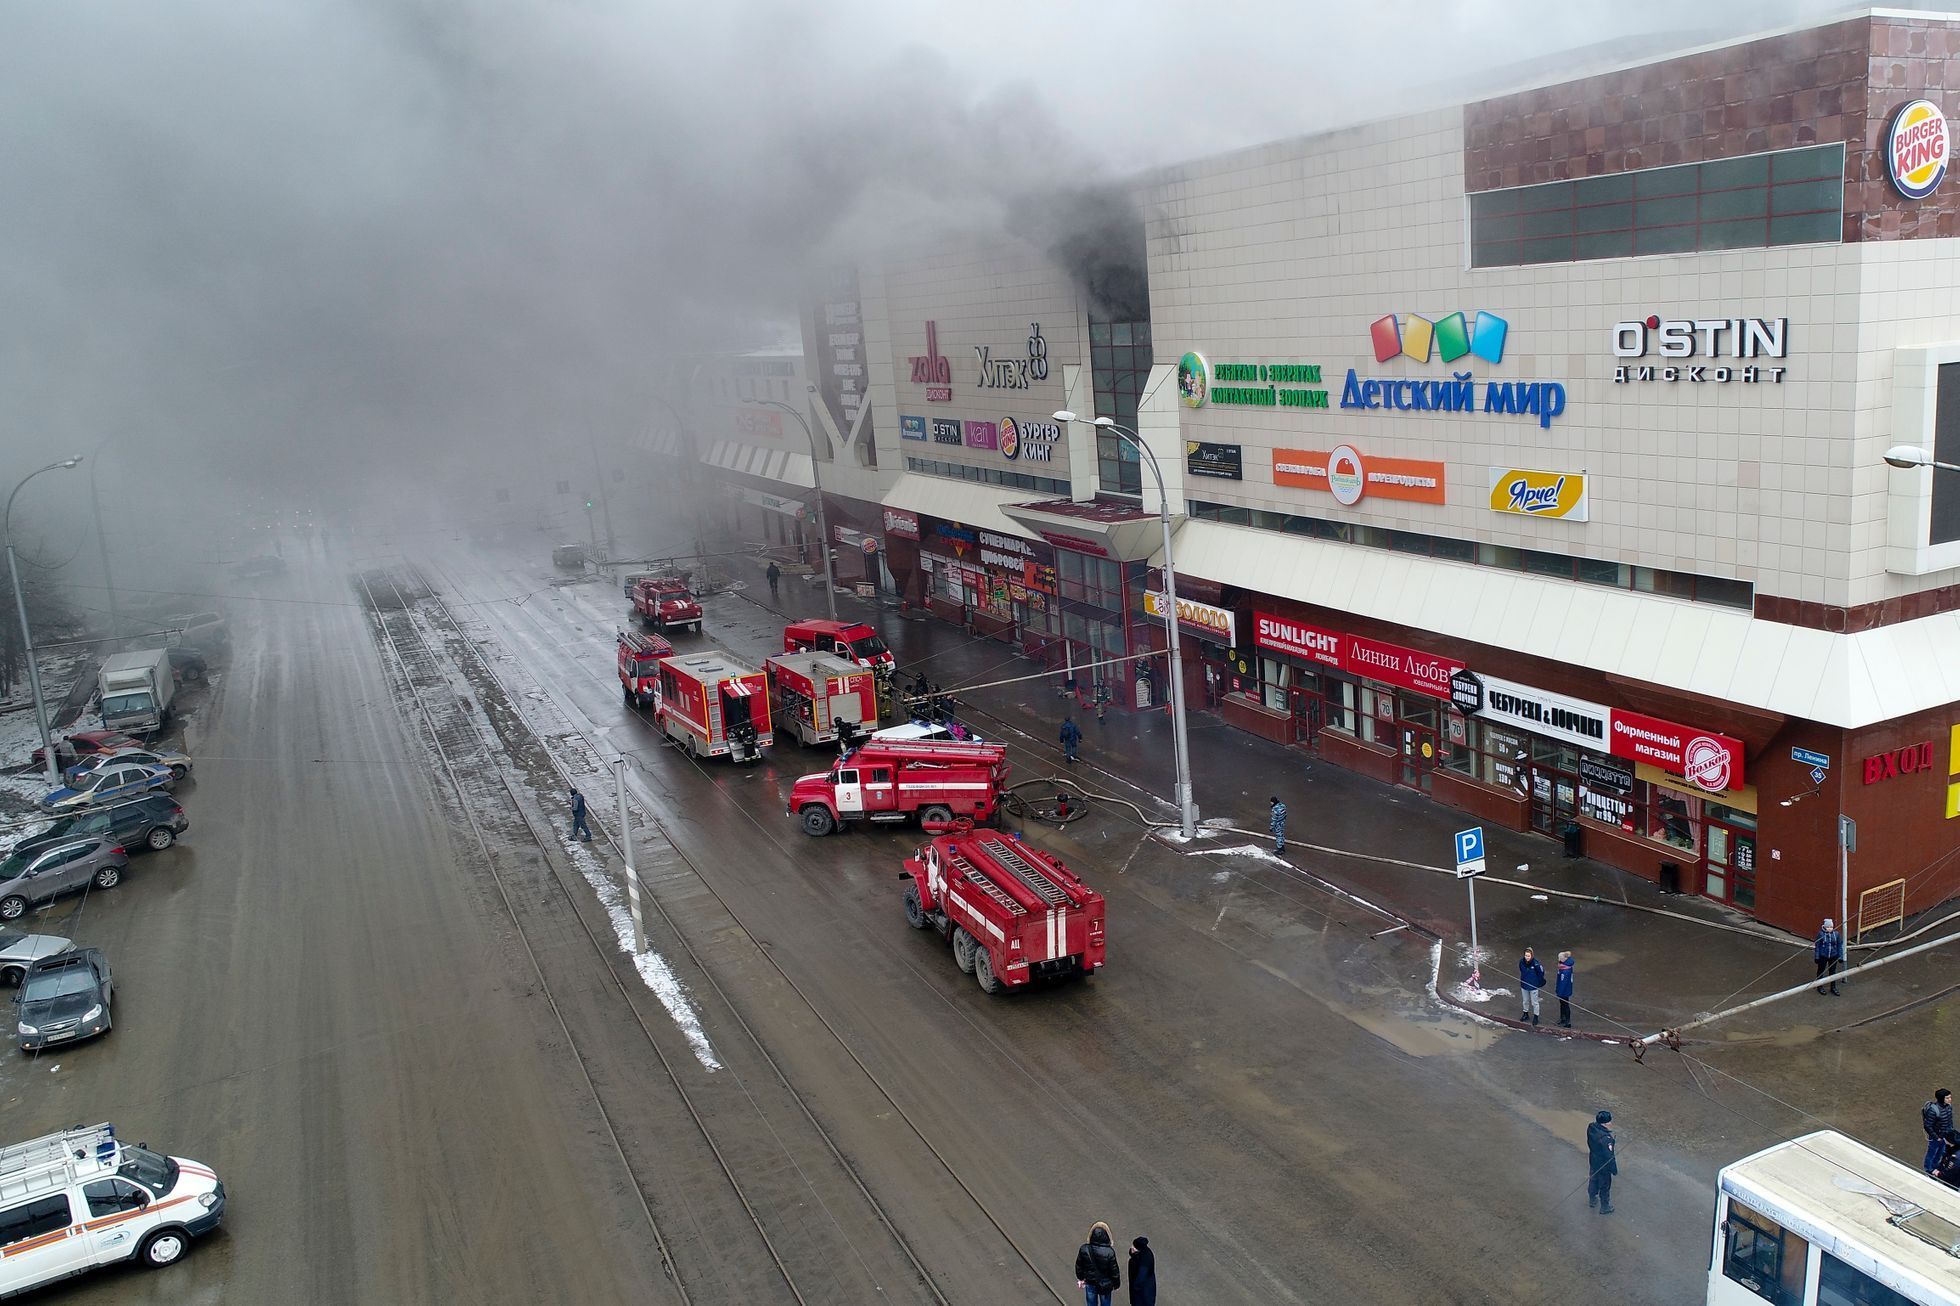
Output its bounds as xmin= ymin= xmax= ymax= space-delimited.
xmin=1074 ymin=1222 xmax=1120 ymax=1306
xmin=1127 ymin=1235 xmax=1156 ymax=1306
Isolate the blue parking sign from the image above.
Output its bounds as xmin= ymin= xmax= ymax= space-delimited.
xmin=1455 ymin=827 xmax=1485 ymax=866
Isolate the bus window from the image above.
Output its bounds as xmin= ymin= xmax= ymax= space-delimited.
xmin=1817 ymin=1251 xmax=1915 ymax=1306
xmin=1723 ymin=1199 xmax=1808 ymax=1305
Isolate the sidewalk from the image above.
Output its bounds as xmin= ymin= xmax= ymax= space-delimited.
xmin=718 ymin=547 xmax=1955 ymax=1047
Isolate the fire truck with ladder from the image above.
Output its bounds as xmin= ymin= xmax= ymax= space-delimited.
xmin=765 ymin=651 xmax=876 ymax=748
xmin=788 ymin=738 xmax=1008 ymax=835
xmin=634 ymin=574 xmax=703 ymax=633
xmin=783 ymin=618 xmax=894 ymax=672
xmin=656 ymin=650 xmax=771 ymax=762
xmin=617 ymin=629 xmax=674 ymax=710
xmin=901 ymin=827 xmax=1106 ymax=993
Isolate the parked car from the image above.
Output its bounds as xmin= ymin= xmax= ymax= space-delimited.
xmin=0 ymin=929 xmax=72 ymax=987
xmin=66 ymin=746 xmax=193 ymax=784
xmin=165 ymin=646 xmax=208 ymax=682
xmin=14 ymin=948 xmax=113 ymax=1051
xmin=28 ymin=730 xmax=145 ymax=771
xmin=0 ymin=838 xmax=127 ymax=922
xmin=17 ymin=795 xmax=188 ymax=856
xmin=173 ymin=612 xmax=228 ymax=653
xmin=40 ymin=762 xmax=173 ymax=813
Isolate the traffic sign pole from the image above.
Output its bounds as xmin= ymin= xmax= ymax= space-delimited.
xmin=1453 ymin=827 xmax=1488 ymax=989
xmin=1466 ymin=877 xmax=1481 ymax=989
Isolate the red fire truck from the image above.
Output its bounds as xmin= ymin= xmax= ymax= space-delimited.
xmin=765 ymin=651 xmax=877 ymax=748
xmin=656 ymin=650 xmax=771 ymax=762
xmin=782 ymin=618 xmax=894 ymax=672
xmin=634 ymin=575 xmax=703 ymax=634
xmin=617 ymin=629 xmax=674 ymax=709
xmin=788 ymin=738 xmax=1008 ymax=836
xmin=900 ymin=828 xmax=1106 ymax=993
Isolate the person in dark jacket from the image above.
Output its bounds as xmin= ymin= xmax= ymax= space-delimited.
xmin=1814 ymin=918 xmax=1844 ymax=995
xmin=569 ymin=787 xmax=592 ymax=842
xmin=1269 ymin=797 xmax=1288 ymax=854
xmin=765 ymin=561 xmax=781 ymax=599
xmin=1060 ymin=716 xmax=1082 ymax=765
xmin=1518 ymin=947 xmax=1546 ymax=1026
xmin=1555 ymin=950 xmax=1576 ymax=1028
xmin=1127 ymin=1236 xmax=1156 ymax=1306
xmin=1074 ymin=1222 xmax=1120 ymax=1306
xmin=1925 ymin=1090 xmax=1955 ymax=1175
xmin=1587 ymin=1110 xmax=1618 ymax=1213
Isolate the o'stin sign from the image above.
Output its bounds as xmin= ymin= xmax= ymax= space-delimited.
xmin=1889 ymin=99 xmax=1950 ymax=200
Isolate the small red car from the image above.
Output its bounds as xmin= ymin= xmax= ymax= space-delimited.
xmin=29 ymin=730 xmax=145 ymax=770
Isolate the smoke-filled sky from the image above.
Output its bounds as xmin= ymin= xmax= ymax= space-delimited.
xmin=0 ymin=0 xmax=1902 ymax=539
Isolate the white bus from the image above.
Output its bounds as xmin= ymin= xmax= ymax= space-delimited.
xmin=1711 ymin=1131 xmax=1960 ymax=1305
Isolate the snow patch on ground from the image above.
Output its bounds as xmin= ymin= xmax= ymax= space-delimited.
xmin=1157 ymin=825 xmax=1226 ymax=845
xmin=1448 ymin=980 xmax=1515 ymax=1004
xmin=1191 ymin=843 xmax=1289 ymax=868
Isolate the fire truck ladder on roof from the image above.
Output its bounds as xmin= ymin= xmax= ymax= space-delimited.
xmin=0 ymin=1124 xmax=116 ymax=1206
xmin=981 ymin=836 xmax=1071 ymax=907
xmin=945 ymin=848 xmax=1027 ymax=917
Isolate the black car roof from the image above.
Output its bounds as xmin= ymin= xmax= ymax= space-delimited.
xmin=24 ymin=948 xmax=105 ymax=976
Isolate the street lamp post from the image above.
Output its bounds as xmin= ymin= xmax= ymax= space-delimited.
xmin=1055 ymin=411 xmax=1198 ymax=840
xmin=1883 ymin=445 xmax=1960 ymax=474
xmin=6 ymin=457 xmax=84 ymax=785
xmin=747 ymin=391 xmax=838 ymax=623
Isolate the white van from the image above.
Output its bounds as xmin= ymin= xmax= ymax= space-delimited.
xmin=0 ymin=1123 xmax=224 ymax=1297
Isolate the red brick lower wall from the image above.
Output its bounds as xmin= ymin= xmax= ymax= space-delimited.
xmin=1320 ymin=731 xmax=1397 ymax=784
xmin=1222 ymin=693 xmax=1294 ymax=745
xmin=1578 ymin=819 xmax=1694 ymax=891
xmin=971 ymin=612 xmax=1015 ymax=643
xmin=1432 ymin=770 xmax=1530 ymax=831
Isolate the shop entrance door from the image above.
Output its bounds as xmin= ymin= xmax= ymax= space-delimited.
xmin=1395 ymin=696 xmax=1441 ymax=792
xmin=1703 ymin=808 xmax=1759 ymax=910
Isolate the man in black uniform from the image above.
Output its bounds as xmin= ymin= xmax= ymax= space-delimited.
xmin=1587 ymin=1110 xmax=1618 ymax=1214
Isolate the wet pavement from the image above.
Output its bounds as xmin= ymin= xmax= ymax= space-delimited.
xmin=5 ymin=527 xmax=1949 ymax=1304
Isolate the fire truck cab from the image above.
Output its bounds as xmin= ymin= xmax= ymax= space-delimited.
xmin=617 ymin=629 xmax=674 ymax=710
xmin=788 ymin=738 xmax=1008 ymax=836
xmin=656 ymin=650 xmax=771 ymax=762
xmin=782 ymin=619 xmax=894 ymax=672
xmin=901 ymin=828 xmax=1106 ymax=993
xmin=765 ymin=651 xmax=876 ymax=748
xmin=634 ymin=575 xmax=703 ymax=634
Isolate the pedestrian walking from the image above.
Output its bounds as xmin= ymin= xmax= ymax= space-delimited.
xmin=1060 ymin=716 xmax=1082 ymax=765
xmin=1518 ymin=947 xmax=1546 ymax=1026
xmin=1095 ymin=679 xmax=1110 ymax=721
xmin=1555 ymin=950 xmax=1576 ymax=1028
xmin=1924 ymin=1089 xmax=1955 ymax=1175
xmin=1074 ymin=1222 xmax=1120 ymax=1306
xmin=1587 ymin=1110 xmax=1618 ymax=1213
xmin=1269 ymin=796 xmax=1288 ymax=854
xmin=1814 ymin=917 xmax=1845 ymax=995
xmin=569 ymin=787 xmax=592 ymax=842
xmin=1127 ymin=1236 xmax=1156 ymax=1306
xmin=765 ymin=560 xmax=781 ymax=600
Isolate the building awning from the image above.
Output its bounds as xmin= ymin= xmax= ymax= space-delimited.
xmin=1157 ymin=518 xmax=1960 ymax=730
xmin=998 ymin=496 xmax=1165 ymax=561
xmin=703 ymin=440 xmax=815 ymax=490
xmin=880 ymin=474 xmax=1041 ymax=543
xmin=733 ymin=486 xmax=806 ymax=518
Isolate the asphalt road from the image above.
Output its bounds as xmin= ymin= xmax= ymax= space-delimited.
xmin=3 ymin=529 xmax=1927 ymax=1304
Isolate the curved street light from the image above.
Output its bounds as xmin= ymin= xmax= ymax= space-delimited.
xmin=1054 ymin=410 xmax=1198 ymax=840
xmin=1883 ymin=444 xmax=1960 ymax=473
xmin=745 ymin=391 xmax=838 ymax=623
xmin=6 ymin=457 xmax=85 ymax=784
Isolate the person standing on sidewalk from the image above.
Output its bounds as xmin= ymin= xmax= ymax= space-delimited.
xmin=1924 ymin=1090 xmax=1955 ymax=1175
xmin=1814 ymin=918 xmax=1845 ymax=995
xmin=1555 ymin=950 xmax=1576 ymax=1028
xmin=1060 ymin=716 xmax=1082 ymax=765
xmin=1587 ymin=1111 xmax=1618 ymax=1213
xmin=1269 ymin=797 xmax=1288 ymax=854
xmin=1074 ymin=1222 xmax=1120 ymax=1306
xmin=1126 ymin=1236 xmax=1156 ymax=1306
xmin=1518 ymin=947 xmax=1546 ymax=1026
xmin=569 ymin=787 xmax=592 ymax=842
xmin=765 ymin=560 xmax=781 ymax=600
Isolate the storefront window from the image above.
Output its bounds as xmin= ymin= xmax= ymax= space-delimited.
xmin=1260 ymin=657 xmax=1289 ymax=713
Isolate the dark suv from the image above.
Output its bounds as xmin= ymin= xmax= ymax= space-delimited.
xmin=15 ymin=948 xmax=113 ymax=1051
xmin=17 ymin=795 xmax=188 ymax=856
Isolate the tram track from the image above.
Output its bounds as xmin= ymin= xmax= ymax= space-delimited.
xmin=361 ymin=565 xmax=1020 ymax=1305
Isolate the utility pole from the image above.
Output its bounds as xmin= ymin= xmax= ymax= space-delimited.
xmin=614 ymin=757 xmax=645 ymax=953
xmin=586 ymin=427 xmax=617 ymax=565
xmin=87 ymin=458 xmax=118 ymax=642
xmin=5 ymin=457 xmax=83 ymax=785
xmin=748 ymin=390 xmax=838 ymax=623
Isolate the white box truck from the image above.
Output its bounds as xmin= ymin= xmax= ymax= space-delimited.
xmin=98 ymin=648 xmax=176 ymax=736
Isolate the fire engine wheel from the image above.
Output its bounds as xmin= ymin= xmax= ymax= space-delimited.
xmin=800 ymin=806 xmax=835 ymax=837
xmin=920 ymin=804 xmax=953 ymax=828
xmin=623 ymin=684 xmax=634 ymax=706
xmin=903 ymin=882 xmax=928 ymax=928
xmin=974 ymin=948 xmax=1002 ymax=994
xmin=952 ymin=928 xmax=978 ymax=974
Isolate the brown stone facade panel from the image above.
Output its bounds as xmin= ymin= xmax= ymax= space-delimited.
xmin=1464 ymin=15 xmax=1960 ymax=243
xmin=1753 ymin=580 xmax=1960 ymax=632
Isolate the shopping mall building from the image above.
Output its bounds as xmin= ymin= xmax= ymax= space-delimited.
xmin=681 ymin=9 xmax=1960 ymax=936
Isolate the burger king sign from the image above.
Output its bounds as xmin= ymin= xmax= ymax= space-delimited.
xmin=1888 ymin=99 xmax=1950 ymax=201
